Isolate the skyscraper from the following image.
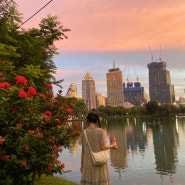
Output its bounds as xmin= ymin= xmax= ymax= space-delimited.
xmin=123 ymin=80 xmax=146 ymax=106
xmin=66 ymin=83 xmax=77 ymax=98
xmin=106 ymin=63 xmax=124 ymax=106
xmin=147 ymin=61 xmax=175 ymax=104
xmin=82 ymin=72 xmax=96 ymax=110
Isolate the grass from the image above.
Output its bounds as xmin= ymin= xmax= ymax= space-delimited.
xmin=34 ymin=175 xmax=79 ymax=185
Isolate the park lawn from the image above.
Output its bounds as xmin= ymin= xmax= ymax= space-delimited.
xmin=34 ymin=175 xmax=79 ymax=185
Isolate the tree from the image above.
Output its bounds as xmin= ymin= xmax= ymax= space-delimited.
xmin=0 ymin=1 xmax=77 ymax=184
xmin=0 ymin=0 xmax=21 ymax=61
xmin=145 ymin=101 xmax=159 ymax=116
xmin=158 ymin=104 xmax=179 ymax=116
xmin=0 ymin=1 xmax=70 ymax=92
xmin=0 ymin=0 xmax=21 ymax=28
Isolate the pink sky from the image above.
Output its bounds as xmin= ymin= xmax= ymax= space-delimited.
xmin=15 ymin=0 xmax=185 ymax=51
xmin=15 ymin=0 xmax=185 ymax=100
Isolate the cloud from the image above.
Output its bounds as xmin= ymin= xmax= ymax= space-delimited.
xmin=56 ymin=0 xmax=185 ymax=51
xmin=16 ymin=0 xmax=185 ymax=51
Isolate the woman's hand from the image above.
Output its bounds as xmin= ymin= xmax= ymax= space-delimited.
xmin=102 ymin=143 xmax=118 ymax=150
xmin=111 ymin=143 xmax=118 ymax=149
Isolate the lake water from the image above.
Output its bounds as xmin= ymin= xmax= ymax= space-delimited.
xmin=57 ymin=116 xmax=185 ymax=185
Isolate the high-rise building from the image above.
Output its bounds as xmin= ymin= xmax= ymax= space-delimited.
xmin=147 ymin=61 xmax=175 ymax=104
xmin=82 ymin=72 xmax=96 ymax=110
xmin=106 ymin=63 xmax=124 ymax=106
xmin=66 ymin=83 xmax=77 ymax=98
xmin=123 ymin=81 xmax=146 ymax=106
xmin=96 ymin=92 xmax=106 ymax=107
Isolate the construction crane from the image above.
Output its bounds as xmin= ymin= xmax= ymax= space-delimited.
xmin=148 ymin=43 xmax=154 ymax=62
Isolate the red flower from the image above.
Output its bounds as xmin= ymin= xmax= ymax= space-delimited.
xmin=37 ymin=132 xmax=44 ymax=138
xmin=47 ymin=84 xmax=52 ymax=89
xmin=0 ymin=82 xmax=11 ymax=90
xmin=53 ymin=145 xmax=58 ymax=151
xmin=20 ymin=160 xmax=27 ymax=166
xmin=0 ymin=83 xmax=5 ymax=90
xmin=58 ymin=147 xmax=63 ymax=153
xmin=49 ymin=139 xmax=55 ymax=144
xmin=55 ymin=119 xmax=61 ymax=125
xmin=29 ymin=110 xmax=33 ymax=114
xmin=16 ymin=123 xmax=24 ymax=128
xmin=1 ymin=155 xmax=10 ymax=160
xmin=23 ymin=145 xmax=29 ymax=150
xmin=15 ymin=76 xmax=27 ymax=86
xmin=11 ymin=107 xmax=17 ymax=113
xmin=0 ymin=72 xmax=3 ymax=77
xmin=70 ymin=103 xmax=75 ymax=107
xmin=50 ymin=93 xmax=54 ymax=98
xmin=0 ymin=136 xmax=5 ymax=144
xmin=27 ymin=130 xmax=34 ymax=134
xmin=46 ymin=163 xmax=53 ymax=171
xmin=18 ymin=89 xmax=27 ymax=98
xmin=4 ymin=82 xmax=10 ymax=88
xmin=61 ymin=163 xmax=65 ymax=169
xmin=45 ymin=102 xmax=53 ymax=107
xmin=28 ymin=87 xmax=36 ymax=96
xmin=59 ymin=106 xmax=64 ymax=111
xmin=42 ymin=114 xmax=50 ymax=123
xmin=66 ymin=107 xmax=72 ymax=114
xmin=74 ymin=124 xmax=79 ymax=129
xmin=39 ymin=93 xmax=46 ymax=99
xmin=45 ymin=111 xmax=52 ymax=117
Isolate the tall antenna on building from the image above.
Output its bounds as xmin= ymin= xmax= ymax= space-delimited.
xmin=126 ymin=67 xmax=130 ymax=82
xmin=113 ymin=60 xmax=115 ymax=68
xmin=159 ymin=44 xmax=162 ymax=62
xmin=148 ymin=43 xmax=154 ymax=62
xmin=134 ymin=67 xmax=139 ymax=82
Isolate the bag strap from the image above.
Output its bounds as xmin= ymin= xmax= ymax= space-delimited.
xmin=84 ymin=130 xmax=93 ymax=152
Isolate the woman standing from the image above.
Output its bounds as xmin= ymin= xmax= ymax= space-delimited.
xmin=79 ymin=112 xmax=117 ymax=185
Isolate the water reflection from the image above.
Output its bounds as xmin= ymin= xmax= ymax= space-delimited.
xmin=59 ymin=117 xmax=185 ymax=185
xmin=68 ymin=138 xmax=79 ymax=156
xmin=106 ymin=119 xmax=127 ymax=173
xmin=125 ymin=118 xmax=147 ymax=152
xmin=151 ymin=118 xmax=179 ymax=175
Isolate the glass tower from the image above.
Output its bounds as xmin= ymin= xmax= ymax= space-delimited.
xmin=147 ymin=61 xmax=175 ymax=104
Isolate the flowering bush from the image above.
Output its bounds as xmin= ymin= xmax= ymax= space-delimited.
xmin=0 ymin=73 xmax=80 ymax=185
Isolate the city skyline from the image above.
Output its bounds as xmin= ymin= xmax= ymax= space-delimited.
xmin=54 ymin=59 xmax=180 ymax=100
xmin=15 ymin=0 xmax=185 ymax=100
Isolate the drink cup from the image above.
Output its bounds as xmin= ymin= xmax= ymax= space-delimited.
xmin=110 ymin=136 xmax=117 ymax=149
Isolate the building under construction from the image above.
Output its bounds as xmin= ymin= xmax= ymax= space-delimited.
xmin=147 ymin=61 xmax=175 ymax=104
xmin=123 ymin=80 xmax=146 ymax=106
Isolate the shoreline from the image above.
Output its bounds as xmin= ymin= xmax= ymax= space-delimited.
xmin=34 ymin=175 xmax=79 ymax=185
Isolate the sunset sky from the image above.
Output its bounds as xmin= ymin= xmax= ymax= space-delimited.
xmin=15 ymin=0 xmax=185 ymax=100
